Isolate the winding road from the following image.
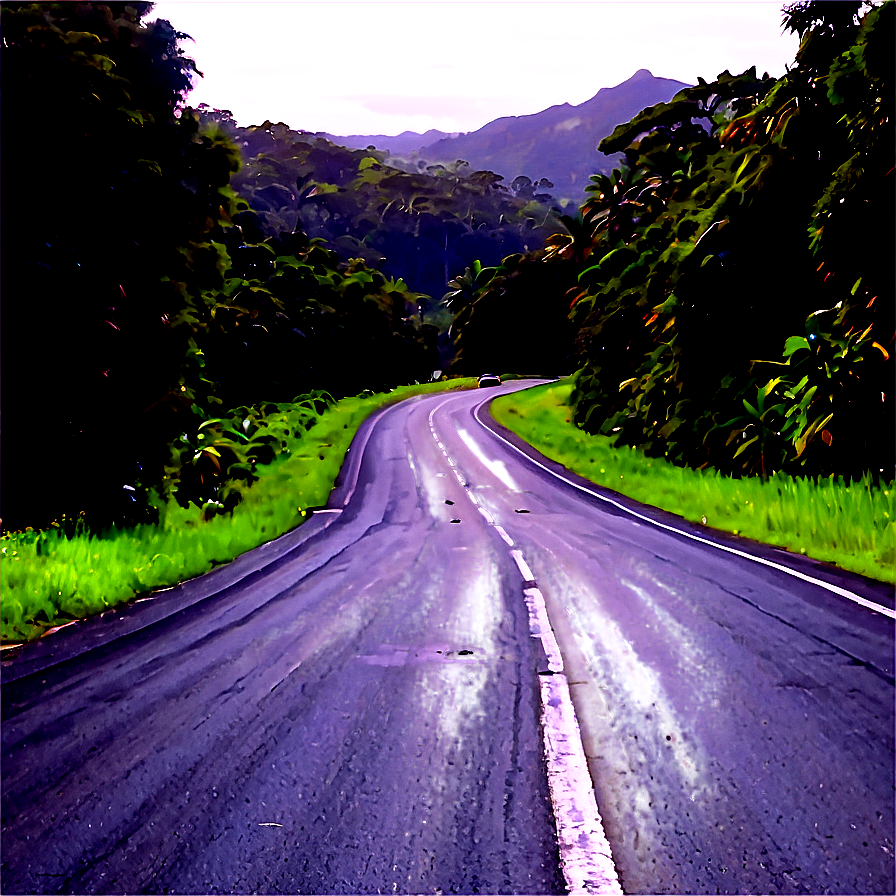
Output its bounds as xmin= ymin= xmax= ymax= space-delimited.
xmin=2 ymin=381 xmax=893 ymax=895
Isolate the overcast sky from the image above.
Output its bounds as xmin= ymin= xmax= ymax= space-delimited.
xmin=149 ymin=0 xmax=800 ymax=137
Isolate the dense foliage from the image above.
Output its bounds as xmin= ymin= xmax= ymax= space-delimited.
xmin=214 ymin=115 xmax=563 ymax=321
xmin=1 ymin=3 xmax=446 ymax=532
xmin=572 ymin=0 xmax=893 ymax=481
xmin=2 ymin=2 xmax=241 ymax=530
xmin=455 ymin=0 xmax=893 ymax=481
xmin=443 ymin=254 xmax=578 ymax=375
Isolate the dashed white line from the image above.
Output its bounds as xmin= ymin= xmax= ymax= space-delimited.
xmin=510 ymin=549 xmax=536 ymax=583
xmin=522 ymin=587 xmax=563 ymax=673
xmin=494 ymin=526 xmax=515 ymax=547
xmin=428 ymin=391 xmax=622 ymax=893
xmin=540 ymin=672 xmax=623 ymax=895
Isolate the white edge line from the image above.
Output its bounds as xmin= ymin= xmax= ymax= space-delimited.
xmin=474 ymin=400 xmax=895 ymax=620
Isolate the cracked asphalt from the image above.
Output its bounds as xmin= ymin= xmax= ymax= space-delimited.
xmin=2 ymin=382 xmax=893 ymax=894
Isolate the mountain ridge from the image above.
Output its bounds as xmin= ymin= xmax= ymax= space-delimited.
xmin=321 ymin=127 xmax=460 ymax=156
xmin=322 ymin=69 xmax=692 ymax=202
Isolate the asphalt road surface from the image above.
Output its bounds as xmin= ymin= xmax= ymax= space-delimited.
xmin=2 ymin=381 xmax=894 ymax=895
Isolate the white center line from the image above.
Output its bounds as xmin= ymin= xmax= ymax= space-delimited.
xmin=510 ymin=549 xmax=536 ymax=583
xmin=429 ymin=392 xmax=622 ymax=893
xmin=494 ymin=526 xmax=514 ymax=546
xmin=539 ymin=671 xmax=623 ymax=895
xmin=522 ymin=587 xmax=564 ymax=674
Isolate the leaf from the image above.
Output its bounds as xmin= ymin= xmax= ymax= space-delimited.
xmin=61 ymin=30 xmax=102 ymax=45
xmin=783 ymin=335 xmax=811 ymax=357
xmin=734 ymin=149 xmax=759 ymax=182
xmin=733 ymin=435 xmax=759 ymax=458
xmin=659 ymin=418 xmax=683 ymax=439
xmin=578 ymin=264 xmax=602 ymax=283
xmin=762 ymin=377 xmax=784 ymax=397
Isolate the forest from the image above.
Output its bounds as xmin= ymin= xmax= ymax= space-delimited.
xmin=0 ymin=0 xmax=892 ymax=544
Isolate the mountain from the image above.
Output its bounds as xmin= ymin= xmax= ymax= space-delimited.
xmin=320 ymin=128 xmax=458 ymax=156
xmin=422 ymin=69 xmax=692 ymax=202
xmin=325 ymin=70 xmax=691 ymax=204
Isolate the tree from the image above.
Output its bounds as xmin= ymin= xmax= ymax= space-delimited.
xmin=445 ymin=253 xmax=578 ymax=375
xmin=1 ymin=2 xmax=240 ymax=529
xmin=557 ymin=1 xmax=892 ymax=480
xmin=220 ymin=117 xmax=564 ymax=309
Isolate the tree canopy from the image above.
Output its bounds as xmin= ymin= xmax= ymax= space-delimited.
xmin=0 ymin=4 xmax=441 ymax=530
xmin=217 ymin=116 xmax=563 ymax=310
xmin=2 ymin=2 xmax=241 ymax=528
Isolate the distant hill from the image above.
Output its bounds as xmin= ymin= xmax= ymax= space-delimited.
xmin=422 ymin=70 xmax=692 ymax=202
xmin=325 ymin=70 xmax=691 ymax=203
xmin=320 ymin=128 xmax=459 ymax=156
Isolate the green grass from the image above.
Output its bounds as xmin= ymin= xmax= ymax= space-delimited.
xmin=1 ymin=378 xmax=477 ymax=644
xmin=492 ymin=380 xmax=895 ymax=583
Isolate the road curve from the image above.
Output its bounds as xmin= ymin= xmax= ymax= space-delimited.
xmin=2 ymin=381 xmax=894 ymax=895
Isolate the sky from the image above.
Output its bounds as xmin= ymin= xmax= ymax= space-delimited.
xmin=149 ymin=0 xmax=801 ymax=137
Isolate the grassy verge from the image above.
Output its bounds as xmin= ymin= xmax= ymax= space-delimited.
xmin=1 ymin=379 xmax=477 ymax=643
xmin=491 ymin=380 xmax=894 ymax=583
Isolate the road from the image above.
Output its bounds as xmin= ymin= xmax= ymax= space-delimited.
xmin=2 ymin=381 xmax=894 ymax=895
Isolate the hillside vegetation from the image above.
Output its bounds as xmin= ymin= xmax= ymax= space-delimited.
xmin=217 ymin=115 xmax=563 ymax=310
xmin=451 ymin=0 xmax=894 ymax=485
